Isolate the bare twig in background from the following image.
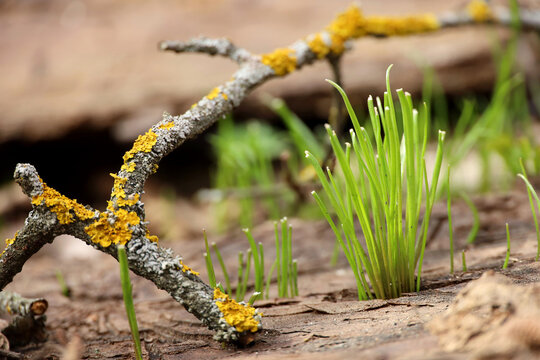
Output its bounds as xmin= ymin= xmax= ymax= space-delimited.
xmin=1 ymin=1 xmax=539 ymax=344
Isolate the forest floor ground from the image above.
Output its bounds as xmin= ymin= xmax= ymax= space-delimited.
xmin=3 ymin=185 xmax=540 ymax=360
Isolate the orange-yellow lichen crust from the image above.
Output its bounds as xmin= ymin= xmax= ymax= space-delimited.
xmin=85 ymin=208 xmax=140 ymax=247
xmin=122 ymin=129 xmax=158 ymax=164
xmin=364 ymin=15 xmax=439 ymax=36
xmin=146 ymin=229 xmax=159 ymax=244
xmin=31 ymin=180 xmax=95 ymax=224
xmin=206 ymin=87 xmax=229 ymax=101
xmin=467 ymin=0 xmax=493 ymax=22
xmin=121 ymin=161 xmax=136 ymax=173
xmin=158 ymin=121 xmax=175 ymax=130
xmin=326 ymin=4 xmax=366 ymax=54
xmin=110 ymin=173 xmax=140 ymax=208
xmin=1 ymin=232 xmax=18 ymax=257
xmin=307 ymin=5 xmax=440 ymax=57
xmin=214 ymin=288 xmax=260 ymax=333
xmin=180 ymin=260 xmax=200 ymax=276
xmin=307 ymin=33 xmax=330 ymax=59
xmin=261 ymin=48 xmax=297 ymax=76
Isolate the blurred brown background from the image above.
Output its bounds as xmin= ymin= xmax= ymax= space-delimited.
xmin=0 ymin=0 xmax=539 ymax=207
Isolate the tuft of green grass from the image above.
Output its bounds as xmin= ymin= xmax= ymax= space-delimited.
xmin=204 ymin=218 xmax=298 ymax=303
xmin=209 ymin=115 xmax=287 ymax=229
xmin=307 ymin=66 xmax=445 ymax=300
xmin=117 ymin=245 xmax=143 ymax=360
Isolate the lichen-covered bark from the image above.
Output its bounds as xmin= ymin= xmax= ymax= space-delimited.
xmin=1 ymin=1 xmax=538 ymax=344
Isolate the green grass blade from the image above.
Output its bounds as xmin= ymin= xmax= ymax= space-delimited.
xmin=459 ymin=192 xmax=480 ymax=244
xmin=212 ymin=242 xmax=231 ymax=295
xmin=503 ymin=223 xmax=511 ymax=269
xmin=117 ymin=245 xmax=143 ymax=360
xmin=447 ymin=166 xmax=454 ymax=275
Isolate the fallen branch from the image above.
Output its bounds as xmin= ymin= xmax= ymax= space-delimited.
xmin=1 ymin=1 xmax=539 ymax=344
xmin=0 ymin=291 xmax=48 ymax=348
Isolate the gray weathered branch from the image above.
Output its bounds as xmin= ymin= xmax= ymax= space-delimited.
xmin=160 ymin=37 xmax=252 ymax=64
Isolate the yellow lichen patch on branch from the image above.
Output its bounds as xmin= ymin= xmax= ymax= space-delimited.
xmin=467 ymin=0 xmax=493 ymax=22
xmin=121 ymin=161 xmax=136 ymax=173
xmin=214 ymin=288 xmax=260 ymax=333
xmin=31 ymin=182 xmax=95 ymax=224
xmin=180 ymin=260 xmax=200 ymax=276
xmin=117 ymin=193 xmax=140 ymax=208
xmin=122 ymin=129 xmax=158 ymax=163
xmin=261 ymin=48 xmax=297 ymax=76
xmin=158 ymin=122 xmax=175 ymax=130
xmin=364 ymin=14 xmax=439 ymax=36
xmin=1 ymin=232 xmax=18 ymax=257
xmin=307 ymin=33 xmax=330 ymax=59
xmin=85 ymin=208 xmax=141 ymax=247
xmin=326 ymin=5 xmax=365 ymax=55
xmin=206 ymin=87 xmax=229 ymax=100
xmin=146 ymin=230 xmax=159 ymax=244
xmin=109 ymin=173 xmax=140 ymax=208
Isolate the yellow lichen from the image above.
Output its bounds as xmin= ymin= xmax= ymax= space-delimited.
xmin=117 ymin=193 xmax=140 ymax=208
xmin=327 ymin=5 xmax=365 ymax=39
xmin=191 ymin=102 xmax=198 ymax=109
xmin=180 ymin=260 xmax=200 ymax=276
xmin=158 ymin=122 xmax=175 ymax=130
xmin=467 ymin=0 xmax=493 ymax=22
xmin=307 ymin=33 xmax=330 ymax=59
xmin=31 ymin=182 xmax=95 ymax=224
xmin=261 ymin=48 xmax=297 ymax=76
xmin=121 ymin=161 xmax=136 ymax=173
xmin=325 ymin=5 xmax=365 ymax=54
xmin=1 ymin=232 xmax=18 ymax=257
xmin=122 ymin=129 xmax=158 ymax=163
xmin=206 ymin=87 xmax=228 ymax=100
xmin=214 ymin=288 xmax=260 ymax=333
xmin=146 ymin=230 xmax=159 ymax=244
xmin=85 ymin=208 xmax=140 ymax=247
xmin=207 ymin=87 xmax=221 ymax=100
xmin=319 ymin=5 xmax=439 ymax=55
xmin=364 ymin=14 xmax=439 ymax=36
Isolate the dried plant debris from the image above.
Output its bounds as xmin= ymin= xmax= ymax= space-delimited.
xmin=429 ymin=270 xmax=540 ymax=359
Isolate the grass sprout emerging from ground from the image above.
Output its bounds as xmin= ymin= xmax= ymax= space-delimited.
xmin=117 ymin=245 xmax=143 ymax=360
xmin=306 ymin=66 xmax=445 ymax=300
xmin=518 ymin=160 xmax=540 ymax=261
xmin=204 ymin=217 xmax=298 ymax=303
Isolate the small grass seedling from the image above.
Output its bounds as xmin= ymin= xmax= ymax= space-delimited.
xmin=117 ymin=245 xmax=143 ymax=360
xmin=518 ymin=160 xmax=540 ymax=261
xmin=503 ymin=223 xmax=511 ymax=269
xmin=55 ymin=269 xmax=71 ymax=298
xmin=447 ymin=166 xmax=454 ymax=275
xmin=307 ymin=66 xmax=445 ymax=300
xmin=460 ymin=192 xmax=480 ymax=244
xmin=461 ymin=250 xmax=468 ymax=272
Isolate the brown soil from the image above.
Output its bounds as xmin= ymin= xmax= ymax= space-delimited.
xmin=3 ymin=187 xmax=540 ymax=360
